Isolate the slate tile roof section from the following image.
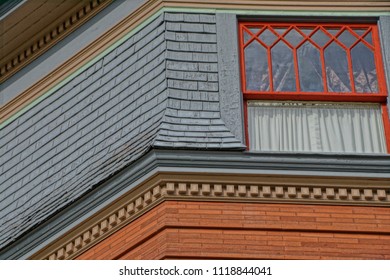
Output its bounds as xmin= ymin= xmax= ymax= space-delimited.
xmin=0 ymin=14 xmax=168 ymax=249
xmin=0 ymin=12 xmax=243 ymax=250
xmin=153 ymin=13 xmax=244 ymax=149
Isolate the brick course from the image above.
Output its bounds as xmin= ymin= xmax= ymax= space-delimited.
xmin=76 ymin=201 xmax=390 ymax=260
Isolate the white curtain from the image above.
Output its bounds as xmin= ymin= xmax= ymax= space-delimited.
xmin=248 ymin=101 xmax=387 ymax=154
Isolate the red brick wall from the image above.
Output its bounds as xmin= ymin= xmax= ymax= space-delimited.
xmin=77 ymin=201 xmax=390 ymax=260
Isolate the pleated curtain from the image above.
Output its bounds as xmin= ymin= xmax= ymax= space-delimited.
xmin=247 ymin=101 xmax=387 ymax=154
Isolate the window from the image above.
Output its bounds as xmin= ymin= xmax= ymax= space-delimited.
xmin=239 ymin=22 xmax=390 ymax=154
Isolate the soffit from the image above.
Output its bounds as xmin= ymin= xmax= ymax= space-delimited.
xmin=1 ymin=0 xmax=85 ymax=63
xmin=0 ymin=0 xmax=111 ymax=82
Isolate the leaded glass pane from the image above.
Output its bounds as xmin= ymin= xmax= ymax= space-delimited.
xmin=249 ymin=27 xmax=261 ymax=35
xmin=245 ymin=40 xmax=270 ymax=91
xmin=353 ymin=28 xmax=367 ymax=36
xmin=274 ymin=27 xmax=287 ymax=35
xmin=325 ymin=42 xmax=351 ymax=92
xmin=311 ymin=29 xmax=331 ymax=47
xmin=338 ymin=29 xmax=357 ymax=47
xmin=298 ymin=42 xmax=323 ymax=92
xmin=243 ymin=30 xmax=251 ymax=44
xmin=259 ymin=28 xmax=277 ymax=46
xmin=326 ymin=28 xmax=340 ymax=36
xmin=299 ymin=27 xmax=314 ymax=36
xmin=285 ymin=28 xmax=304 ymax=47
xmin=364 ymin=31 xmax=373 ymax=45
xmin=352 ymin=42 xmax=378 ymax=93
xmin=271 ymin=41 xmax=296 ymax=91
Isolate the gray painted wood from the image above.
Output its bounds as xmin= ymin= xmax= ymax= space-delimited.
xmin=216 ymin=13 xmax=245 ymax=144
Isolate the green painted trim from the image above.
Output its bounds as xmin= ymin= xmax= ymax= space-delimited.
xmin=227 ymin=10 xmax=390 ymax=16
xmin=2 ymin=5 xmax=389 ymax=129
xmin=163 ymin=7 xmax=390 ymax=16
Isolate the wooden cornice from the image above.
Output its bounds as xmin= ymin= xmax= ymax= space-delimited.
xmin=0 ymin=0 xmax=111 ymax=83
xmin=29 ymin=172 xmax=390 ymax=260
xmin=1 ymin=0 xmax=390 ymax=124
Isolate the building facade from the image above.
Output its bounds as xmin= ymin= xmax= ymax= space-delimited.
xmin=1 ymin=0 xmax=390 ymax=260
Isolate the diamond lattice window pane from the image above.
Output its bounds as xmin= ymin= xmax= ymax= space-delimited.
xmin=353 ymin=28 xmax=368 ymax=36
xmin=285 ymin=28 xmax=304 ymax=47
xmin=249 ymin=27 xmax=261 ymax=35
xmin=299 ymin=27 xmax=314 ymax=36
xmin=259 ymin=28 xmax=277 ymax=46
xmin=364 ymin=31 xmax=373 ymax=45
xmin=338 ymin=29 xmax=358 ymax=47
xmin=326 ymin=28 xmax=340 ymax=36
xmin=243 ymin=30 xmax=251 ymax=44
xmin=311 ymin=29 xmax=331 ymax=46
xmin=273 ymin=27 xmax=288 ymax=35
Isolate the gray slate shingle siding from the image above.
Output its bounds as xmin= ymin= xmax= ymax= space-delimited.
xmin=0 ymin=12 xmax=243 ymax=250
xmin=154 ymin=13 xmax=243 ymax=148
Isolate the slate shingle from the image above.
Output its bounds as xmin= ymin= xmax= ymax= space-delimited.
xmin=156 ymin=12 xmax=242 ymax=149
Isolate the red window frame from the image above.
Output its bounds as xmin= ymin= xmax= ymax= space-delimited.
xmin=238 ymin=22 xmax=390 ymax=153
